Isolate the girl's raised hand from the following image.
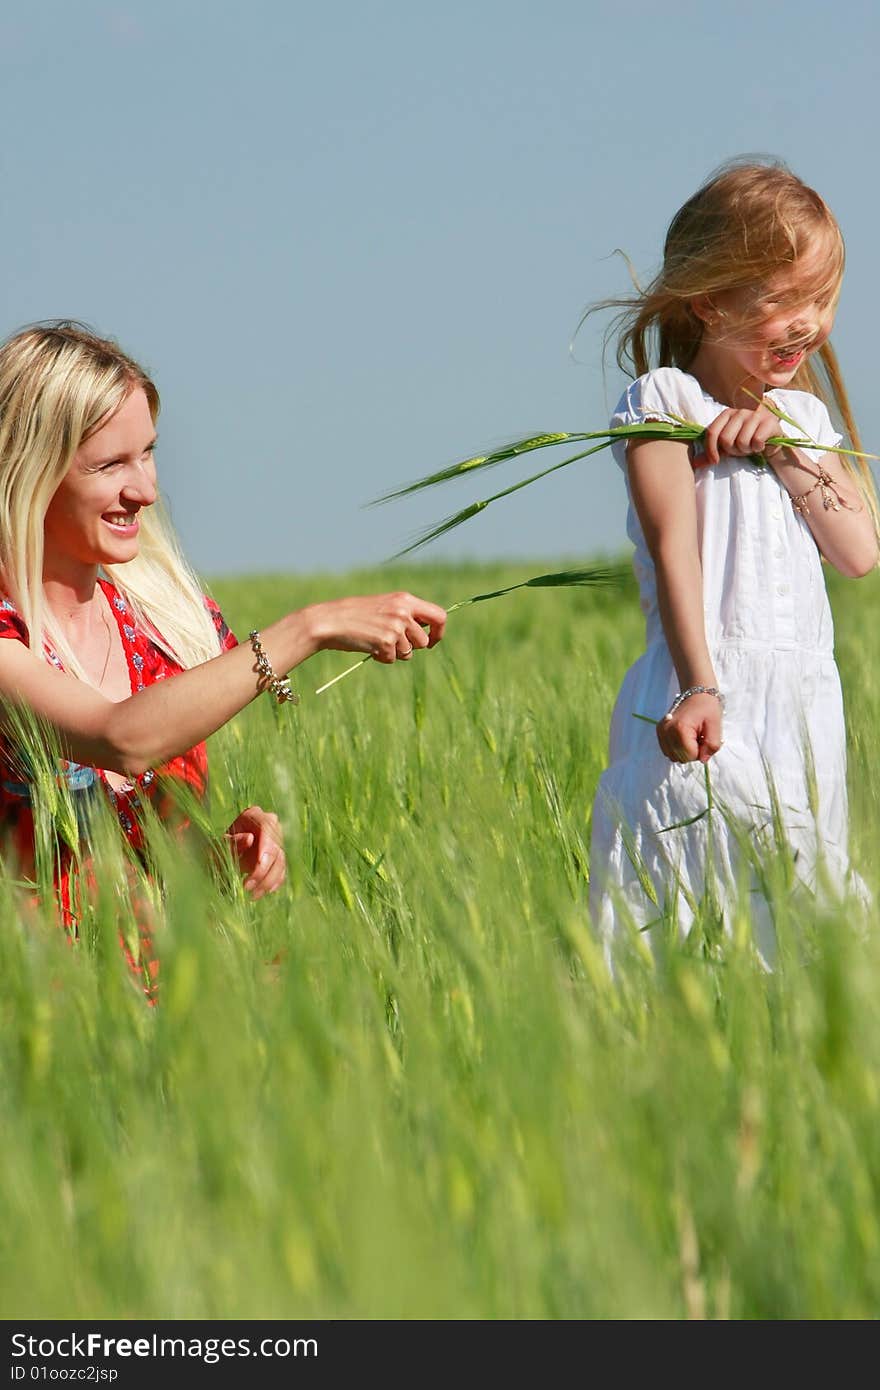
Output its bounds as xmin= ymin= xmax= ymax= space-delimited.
xmin=303 ymin=591 xmax=447 ymax=664
xmin=701 ymin=403 xmax=780 ymax=466
xmin=656 ymin=692 xmax=723 ymax=765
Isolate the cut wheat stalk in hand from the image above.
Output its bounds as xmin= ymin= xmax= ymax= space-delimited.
xmin=372 ymin=415 xmax=878 ymax=557
xmin=315 ymin=566 xmax=623 ymax=695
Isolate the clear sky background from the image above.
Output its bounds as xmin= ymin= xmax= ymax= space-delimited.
xmin=0 ymin=0 xmax=876 ymax=576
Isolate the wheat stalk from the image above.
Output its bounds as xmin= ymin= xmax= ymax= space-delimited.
xmin=315 ymin=565 xmax=623 ymax=695
xmin=374 ymin=415 xmax=878 ymax=557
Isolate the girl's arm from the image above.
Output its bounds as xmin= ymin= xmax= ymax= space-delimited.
xmin=627 ymin=439 xmax=723 ymax=763
xmin=702 ymin=407 xmax=879 ymax=578
xmin=0 ymin=591 xmax=446 ymax=777
xmin=765 ymin=449 xmax=877 ymax=577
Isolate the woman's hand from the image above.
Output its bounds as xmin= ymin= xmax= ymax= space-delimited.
xmin=701 ymin=403 xmax=781 ymax=465
xmin=656 ymin=693 xmax=723 ymax=765
xmin=303 ymin=591 xmax=447 ymax=663
xmin=226 ymin=805 xmax=286 ymax=899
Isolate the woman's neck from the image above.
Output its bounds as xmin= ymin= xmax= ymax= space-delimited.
xmin=42 ymin=560 xmax=102 ymax=630
xmin=687 ymin=346 xmax=766 ymax=409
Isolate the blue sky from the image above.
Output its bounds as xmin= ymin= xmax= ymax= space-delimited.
xmin=1 ymin=1 xmax=876 ymax=575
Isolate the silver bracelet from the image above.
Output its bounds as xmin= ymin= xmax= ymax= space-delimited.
xmin=665 ymin=685 xmax=725 ymax=719
xmin=249 ymin=630 xmax=300 ymax=705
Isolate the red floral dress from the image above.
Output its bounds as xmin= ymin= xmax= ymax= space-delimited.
xmin=0 ymin=580 xmax=237 ymax=996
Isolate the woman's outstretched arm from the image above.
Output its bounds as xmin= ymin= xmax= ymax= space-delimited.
xmin=0 ymin=591 xmax=446 ymax=776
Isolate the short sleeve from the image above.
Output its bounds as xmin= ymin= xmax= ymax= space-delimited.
xmin=0 ymin=598 xmax=28 ymax=644
xmin=203 ymin=595 xmax=238 ymax=652
xmin=609 ymin=368 xmax=702 ymax=471
xmin=772 ymin=391 xmax=843 ymax=465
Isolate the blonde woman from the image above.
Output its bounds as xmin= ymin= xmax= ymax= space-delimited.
xmin=0 ymin=323 xmax=445 ymax=934
xmin=588 ymin=160 xmax=879 ymax=952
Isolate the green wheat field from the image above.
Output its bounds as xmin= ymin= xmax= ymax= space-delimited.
xmin=2 ymin=559 xmax=879 ymax=1320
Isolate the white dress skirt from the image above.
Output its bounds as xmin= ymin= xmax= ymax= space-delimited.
xmin=588 ymin=367 xmax=861 ymax=954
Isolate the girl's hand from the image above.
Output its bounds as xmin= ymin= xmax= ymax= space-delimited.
xmin=227 ymin=805 xmax=286 ymax=899
xmin=656 ymin=693 xmax=723 ymax=765
xmin=303 ymin=591 xmax=447 ymax=663
xmin=702 ymin=403 xmax=780 ymax=466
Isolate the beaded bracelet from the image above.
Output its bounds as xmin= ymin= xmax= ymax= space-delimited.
xmin=249 ymin=630 xmax=300 ymax=705
xmin=664 ymin=685 xmax=725 ymax=720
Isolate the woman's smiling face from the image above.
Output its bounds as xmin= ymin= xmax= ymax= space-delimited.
xmin=43 ymin=386 xmax=158 ymax=574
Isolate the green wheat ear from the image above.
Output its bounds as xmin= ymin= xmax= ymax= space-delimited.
xmin=370 ymin=432 xmax=577 ymax=504
xmin=376 ymin=408 xmax=880 ymax=557
xmin=376 ymin=419 xmax=838 ymax=557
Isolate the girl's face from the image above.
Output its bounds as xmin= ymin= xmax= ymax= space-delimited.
xmin=697 ymin=236 xmax=839 ymax=387
xmin=43 ymin=387 xmax=158 ymax=575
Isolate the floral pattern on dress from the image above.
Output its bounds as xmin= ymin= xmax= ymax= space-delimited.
xmin=0 ymin=582 xmax=238 ymax=998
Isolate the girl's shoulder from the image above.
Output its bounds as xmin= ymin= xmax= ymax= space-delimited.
xmin=765 ymin=388 xmax=842 ymax=459
xmin=609 ymin=369 xmax=709 ymax=471
xmin=611 ymin=368 xmax=709 ymax=430
xmin=766 ymin=386 xmax=832 ymax=430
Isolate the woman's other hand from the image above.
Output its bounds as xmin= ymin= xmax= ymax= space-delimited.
xmin=303 ymin=591 xmax=447 ymax=663
xmin=227 ymin=805 xmax=286 ymax=898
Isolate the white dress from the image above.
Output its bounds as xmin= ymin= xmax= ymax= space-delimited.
xmin=589 ymin=367 xmax=859 ymax=952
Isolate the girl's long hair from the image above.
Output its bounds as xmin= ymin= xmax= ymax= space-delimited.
xmin=592 ymin=158 xmax=880 ymax=533
xmin=0 ymin=322 xmax=223 ymax=678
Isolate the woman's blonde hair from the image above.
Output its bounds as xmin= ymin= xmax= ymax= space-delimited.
xmin=595 ymin=157 xmax=879 ymax=531
xmin=0 ymin=322 xmax=223 ymax=677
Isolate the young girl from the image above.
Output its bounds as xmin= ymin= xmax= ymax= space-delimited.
xmin=588 ymin=160 xmax=879 ymax=953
